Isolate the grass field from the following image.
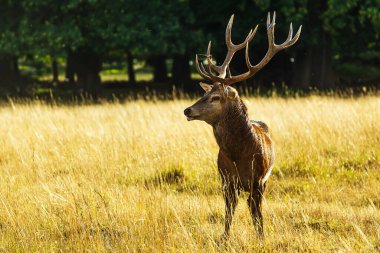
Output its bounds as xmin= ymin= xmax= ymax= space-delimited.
xmin=0 ymin=95 xmax=379 ymax=252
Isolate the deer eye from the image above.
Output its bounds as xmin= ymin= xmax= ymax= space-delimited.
xmin=211 ymin=96 xmax=221 ymax=102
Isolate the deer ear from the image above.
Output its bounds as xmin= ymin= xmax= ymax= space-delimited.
xmin=226 ymin=86 xmax=238 ymax=99
xmin=199 ymin=82 xmax=213 ymax=92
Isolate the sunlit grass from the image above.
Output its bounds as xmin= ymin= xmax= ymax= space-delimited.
xmin=100 ymin=72 xmax=152 ymax=82
xmin=38 ymin=72 xmax=153 ymax=82
xmin=0 ymin=96 xmax=379 ymax=252
xmin=38 ymin=72 xmax=202 ymax=82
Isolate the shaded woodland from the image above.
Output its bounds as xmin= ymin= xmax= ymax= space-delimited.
xmin=0 ymin=0 xmax=379 ymax=96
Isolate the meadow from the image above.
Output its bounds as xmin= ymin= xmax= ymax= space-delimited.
xmin=0 ymin=95 xmax=379 ymax=252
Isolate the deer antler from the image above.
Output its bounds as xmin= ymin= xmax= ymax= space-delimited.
xmin=196 ymin=12 xmax=302 ymax=86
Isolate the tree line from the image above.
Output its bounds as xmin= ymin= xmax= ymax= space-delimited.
xmin=0 ymin=0 xmax=379 ymax=95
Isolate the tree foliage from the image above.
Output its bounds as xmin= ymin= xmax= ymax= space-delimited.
xmin=0 ymin=0 xmax=379 ymax=94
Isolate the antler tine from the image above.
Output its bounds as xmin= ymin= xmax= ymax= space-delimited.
xmin=277 ymin=24 xmax=302 ymax=49
xmin=195 ymin=54 xmax=213 ymax=81
xmin=225 ymin=14 xmax=234 ymax=47
xmin=241 ymin=26 xmax=258 ymax=48
xmin=206 ymin=41 xmax=213 ymax=73
xmin=226 ymin=66 xmax=232 ymax=78
xmin=245 ymin=41 xmax=253 ymax=68
xmin=287 ymin=22 xmax=293 ymax=41
xmin=207 ymin=41 xmax=211 ymax=55
xmin=206 ymin=41 xmax=223 ymax=74
xmin=267 ymin=11 xmax=275 ymax=49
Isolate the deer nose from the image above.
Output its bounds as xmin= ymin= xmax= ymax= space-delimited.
xmin=184 ymin=108 xmax=191 ymax=116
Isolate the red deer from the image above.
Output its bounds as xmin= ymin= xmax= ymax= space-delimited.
xmin=184 ymin=12 xmax=301 ymax=239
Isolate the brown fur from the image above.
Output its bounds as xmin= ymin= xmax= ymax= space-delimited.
xmin=184 ymin=83 xmax=275 ymax=239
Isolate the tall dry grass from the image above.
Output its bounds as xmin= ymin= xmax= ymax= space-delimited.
xmin=0 ymin=96 xmax=379 ymax=252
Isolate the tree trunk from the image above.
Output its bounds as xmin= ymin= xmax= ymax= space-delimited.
xmin=65 ymin=49 xmax=75 ymax=83
xmin=13 ymin=56 xmax=20 ymax=77
xmin=291 ymin=49 xmax=313 ymax=89
xmin=172 ymin=54 xmax=191 ymax=90
xmin=148 ymin=55 xmax=168 ymax=82
xmin=291 ymin=0 xmax=334 ymax=89
xmin=292 ymin=38 xmax=334 ymax=89
xmin=72 ymin=48 xmax=102 ymax=97
xmin=52 ymin=56 xmax=59 ymax=85
xmin=126 ymin=50 xmax=136 ymax=84
xmin=312 ymin=32 xmax=334 ymax=88
xmin=0 ymin=55 xmax=20 ymax=92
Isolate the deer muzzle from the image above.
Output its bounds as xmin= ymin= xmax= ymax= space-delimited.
xmin=184 ymin=107 xmax=199 ymax=121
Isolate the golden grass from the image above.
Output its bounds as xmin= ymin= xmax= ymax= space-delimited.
xmin=0 ymin=96 xmax=379 ymax=252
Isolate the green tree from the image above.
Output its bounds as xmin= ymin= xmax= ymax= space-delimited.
xmin=324 ymin=0 xmax=380 ymax=84
xmin=115 ymin=0 xmax=202 ymax=86
xmin=190 ymin=0 xmax=380 ymax=88
xmin=1 ymin=0 xmax=379 ymax=95
xmin=0 ymin=0 xmax=27 ymax=93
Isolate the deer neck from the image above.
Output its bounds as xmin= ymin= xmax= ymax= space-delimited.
xmin=212 ymin=99 xmax=252 ymax=161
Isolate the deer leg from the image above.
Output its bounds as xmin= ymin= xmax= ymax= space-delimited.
xmin=247 ymin=184 xmax=264 ymax=239
xmin=222 ymin=183 xmax=239 ymax=239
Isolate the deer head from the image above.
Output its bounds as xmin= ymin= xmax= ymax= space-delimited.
xmin=184 ymin=82 xmax=239 ymax=124
xmin=184 ymin=12 xmax=302 ymax=124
